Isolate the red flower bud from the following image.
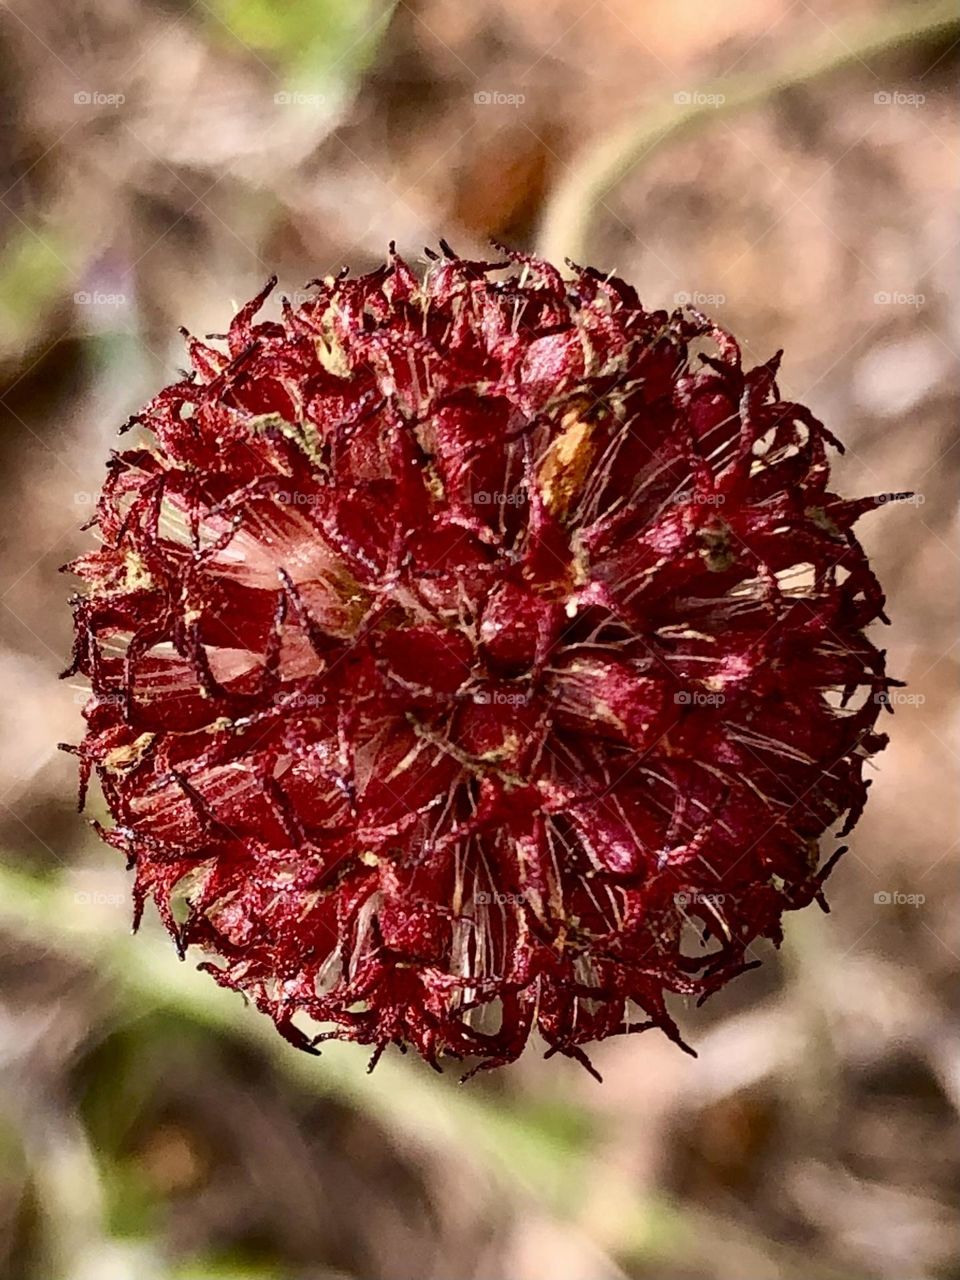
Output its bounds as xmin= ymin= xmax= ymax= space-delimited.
xmin=64 ymin=244 xmax=899 ymax=1077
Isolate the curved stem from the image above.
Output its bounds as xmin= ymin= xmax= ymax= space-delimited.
xmin=538 ymin=1 xmax=960 ymax=265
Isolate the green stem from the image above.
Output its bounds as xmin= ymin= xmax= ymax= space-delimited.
xmin=538 ymin=0 xmax=960 ymax=265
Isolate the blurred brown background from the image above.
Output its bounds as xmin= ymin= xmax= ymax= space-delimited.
xmin=0 ymin=1 xmax=958 ymax=1278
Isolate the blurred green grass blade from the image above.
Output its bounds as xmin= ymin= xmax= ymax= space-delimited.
xmin=99 ymin=1161 xmax=157 ymax=1241
xmin=0 ymin=864 xmax=589 ymax=1206
xmin=0 ymin=864 xmax=870 ymax=1276
xmin=0 ymin=229 xmax=71 ymax=354
xmin=171 ymin=1251 xmax=285 ymax=1280
xmin=206 ymin=0 xmax=396 ymax=82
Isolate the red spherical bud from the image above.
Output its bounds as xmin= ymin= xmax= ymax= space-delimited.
xmin=63 ymin=245 xmax=899 ymax=1077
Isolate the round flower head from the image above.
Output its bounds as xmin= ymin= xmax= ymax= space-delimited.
xmin=65 ymin=244 xmax=899 ymax=1077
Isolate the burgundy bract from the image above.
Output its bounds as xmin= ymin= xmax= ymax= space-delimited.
xmin=65 ymin=245 xmax=898 ymax=1076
